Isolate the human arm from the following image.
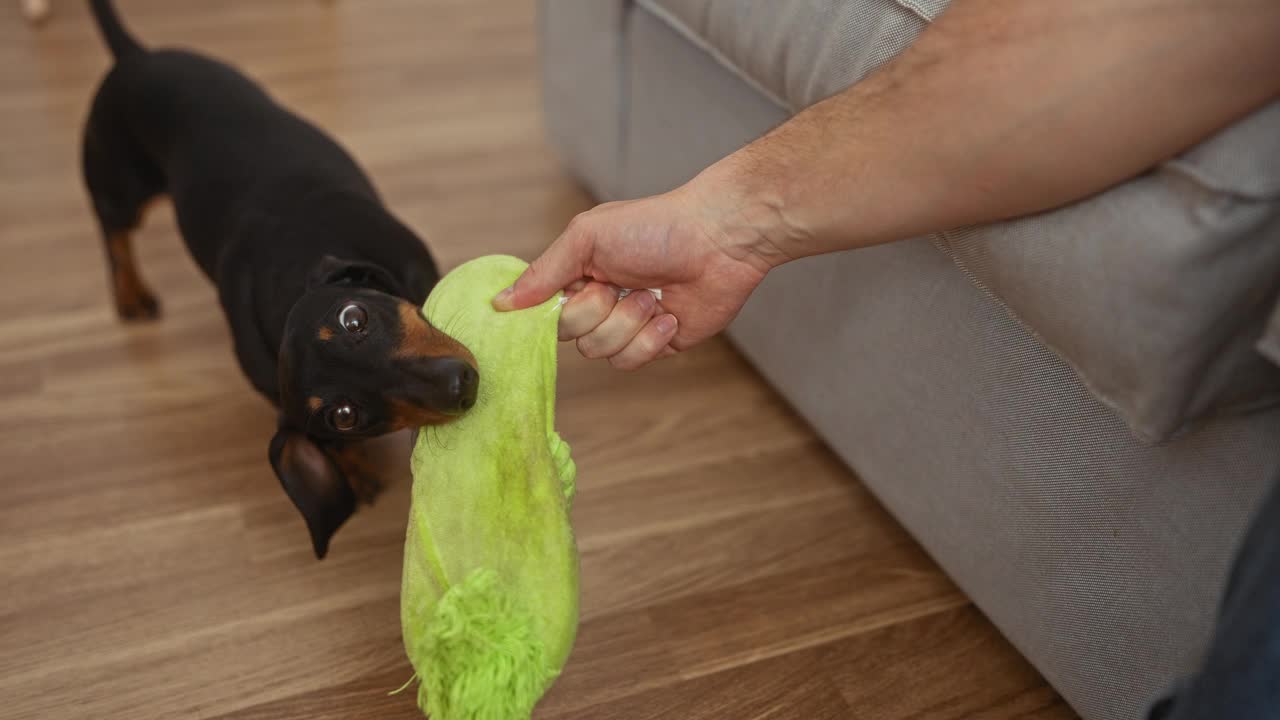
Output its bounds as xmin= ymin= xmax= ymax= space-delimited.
xmin=496 ymin=0 xmax=1280 ymax=368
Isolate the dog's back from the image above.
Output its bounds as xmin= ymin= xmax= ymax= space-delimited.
xmin=86 ymin=3 xmax=381 ymax=279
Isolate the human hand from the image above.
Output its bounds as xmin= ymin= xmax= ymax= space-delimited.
xmin=492 ymin=176 xmax=787 ymax=369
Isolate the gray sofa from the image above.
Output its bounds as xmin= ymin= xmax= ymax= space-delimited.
xmin=538 ymin=2 xmax=1280 ymax=719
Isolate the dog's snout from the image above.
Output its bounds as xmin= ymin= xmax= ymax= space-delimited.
xmin=448 ymin=361 xmax=479 ymax=412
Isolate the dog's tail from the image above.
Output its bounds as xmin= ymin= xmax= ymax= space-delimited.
xmin=89 ymin=0 xmax=144 ymax=60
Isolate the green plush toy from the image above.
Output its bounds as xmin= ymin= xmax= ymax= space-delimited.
xmin=400 ymin=255 xmax=579 ymax=720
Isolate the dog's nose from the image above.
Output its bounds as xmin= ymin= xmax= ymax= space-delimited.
xmin=443 ymin=359 xmax=479 ymax=412
xmin=404 ymin=356 xmax=479 ymax=415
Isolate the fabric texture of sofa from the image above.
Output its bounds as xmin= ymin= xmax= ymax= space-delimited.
xmin=539 ymin=2 xmax=1280 ymax=719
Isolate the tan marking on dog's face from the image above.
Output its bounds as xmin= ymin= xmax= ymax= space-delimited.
xmin=387 ymin=398 xmax=452 ymax=432
xmin=308 ymin=396 xmax=324 ymax=412
xmin=393 ymin=302 xmax=476 ymax=367
xmin=317 ymin=326 xmax=334 ymax=341
xmin=325 ymin=442 xmax=385 ymax=504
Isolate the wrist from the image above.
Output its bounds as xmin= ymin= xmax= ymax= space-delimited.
xmin=681 ymin=148 xmax=810 ymax=273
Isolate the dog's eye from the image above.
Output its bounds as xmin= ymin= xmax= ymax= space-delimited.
xmin=338 ymin=303 xmax=368 ymax=333
xmin=329 ymin=403 xmax=358 ymax=431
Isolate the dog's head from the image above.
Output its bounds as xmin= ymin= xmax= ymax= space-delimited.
xmin=269 ymin=255 xmax=478 ymax=558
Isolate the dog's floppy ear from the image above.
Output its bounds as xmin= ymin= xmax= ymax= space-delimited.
xmin=268 ymin=428 xmax=357 ymax=560
xmin=307 ymin=254 xmax=403 ymax=295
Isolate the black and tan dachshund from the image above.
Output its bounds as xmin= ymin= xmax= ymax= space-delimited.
xmin=82 ymin=0 xmax=479 ymax=558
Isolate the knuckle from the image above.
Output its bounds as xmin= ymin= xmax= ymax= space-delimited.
xmin=624 ymin=294 xmax=654 ymax=319
xmin=576 ymin=336 xmax=606 ymax=360
xmin=564 ymin=297 xmax=609 ymax=331
xmin=638 ymin=333 xmax=663 ymax=356
xmin=608 ymin=355 xmax=639 ymax=371
xmin=586 ymin=283 xmax=617 ymax=310
xmin=565 ymin=212 xmax=592 ymax=235
xmin=560 ymin=293 xmax=613 ymax=340
xmin=628 ymin=329 xmax=661 ymax=357
xmin=610 ymin=337 xmax=661 ymax=372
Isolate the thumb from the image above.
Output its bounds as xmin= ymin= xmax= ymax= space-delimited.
xmin=492 ymin=232 xmax=589 ymax=311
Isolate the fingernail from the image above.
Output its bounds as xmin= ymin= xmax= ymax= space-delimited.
xmin=635 ymin=289 xmax=656 ymax=311
xmin=492 ymin=287 xmax=514 ymax=310
xmin=656 ymin=314 xmax=677 ymax=334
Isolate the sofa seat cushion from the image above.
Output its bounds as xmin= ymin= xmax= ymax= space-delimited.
xmin=641 ymin=0 xmax=1280 ymax=442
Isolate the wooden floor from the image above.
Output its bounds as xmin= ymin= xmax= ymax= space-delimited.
xmin=0 ymin=2 xmax=1077 ymax=718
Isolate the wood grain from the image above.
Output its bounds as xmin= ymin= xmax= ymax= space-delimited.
xmin=0 ymin=1 xmax=1077 ymax=718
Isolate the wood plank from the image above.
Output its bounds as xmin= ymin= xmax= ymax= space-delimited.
xmin=651 ymin=548 xmax=967 ymax=678
xmin=820 ymin=606 xmax=1079 ymax=720
xmin=546 ymin=607 xmax=1073 ymax=720
xmin=543 ymin=647 xmax=854 ymax=720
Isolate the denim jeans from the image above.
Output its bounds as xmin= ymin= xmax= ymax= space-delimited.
xmin=1149 ymin=469 xmax=1280 ymax=719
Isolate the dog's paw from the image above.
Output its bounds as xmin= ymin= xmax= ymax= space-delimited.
xmin=117 ymin=292 xmax=162 ymax=322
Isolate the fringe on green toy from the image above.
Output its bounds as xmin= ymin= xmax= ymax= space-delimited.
xmin=401 ymin=568 xmax=555 ymax=719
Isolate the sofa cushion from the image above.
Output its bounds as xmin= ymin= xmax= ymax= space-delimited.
xmin=643 ymin=0 xmax=1280 ymax=442
xmin=936 ymin=103 xmax=1280 ymax=443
